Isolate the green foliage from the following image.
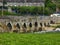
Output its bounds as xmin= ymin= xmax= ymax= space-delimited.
xmin=44 ymin=7 xmax=51 ymax=15
xmin=45 ymin=0 xmax=56 ymax=11
xmin=44 ymin=7 xmax=55 ymax=15
xmin=0 ymin=10 xmax=17 ymax=16
xmin=45 ymin=0 xmax=52 ymax=7
xmin=11 ymin=6 xmax=45 ymax=15
xmin=0 ymin=6 xmax=42 ymax=15
xmin=56 ymin=25 xmax=60 ymax=28
xmin=0 ymin=6 xmax=56 ymax=16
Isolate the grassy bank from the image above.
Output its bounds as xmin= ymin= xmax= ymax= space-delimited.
xmin=0 ymin=32 xmax=60 ymax=45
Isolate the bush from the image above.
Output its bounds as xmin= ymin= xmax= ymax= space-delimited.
xmin=11 ymin=6 xmax=44 ymax=15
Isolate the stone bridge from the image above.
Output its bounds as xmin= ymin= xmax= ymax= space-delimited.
xmin=0 ymin=16 xmax=60 ymax=33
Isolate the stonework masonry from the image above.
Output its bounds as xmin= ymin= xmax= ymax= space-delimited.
xmin=0 ymin=16 xmax=60 ymax=33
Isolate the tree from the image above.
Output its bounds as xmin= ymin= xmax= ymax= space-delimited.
xmin=52 ymin=0 xmax=60 ymax=13
xmin=45 ymin=0 xmax=51 ymax=7
xmin=3 ymin=0 xmax=7 ymax=7
xmin=45 ymin=0 xmax=56 ymax=14
xmin=2 ymin=0 xmax=7 ymax=16
xmin=45 ymin=0 xmax=56 ymax=9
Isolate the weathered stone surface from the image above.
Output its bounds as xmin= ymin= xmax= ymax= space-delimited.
xmin=0 ymin=16 xmax=60 ymax=32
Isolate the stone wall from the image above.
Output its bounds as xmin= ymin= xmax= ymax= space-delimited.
xmin=0 ymin=16 xmax=60 ymax=33
xmin=0 ymin=2 xmax=44 ymax=6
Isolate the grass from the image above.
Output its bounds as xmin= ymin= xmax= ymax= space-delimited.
xmin=0 ymin=32 xmax=60 ymax=45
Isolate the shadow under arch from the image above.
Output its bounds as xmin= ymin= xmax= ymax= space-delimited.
xmin=33 ymin=22 xmax=38 ymax=32
xmin=47 ymin=23 xmax=50 ymax=27
xmin=50 ymin=20 xmax=55 ymax=24
xmin=44 ymin=23 xmax=46 ymax=27
xmin=22 ymin=23 xmax=27 ymax=32
xmin=26 ymin=22 xmax=32 ymax=32
xmin=16 ymin=23 xmax=20 ymax=29
xmin=29 ymin=22 xmax=32 ymax=28
xmin=23 ymin=23 xmax=27 ymax=28
xmin=40 ymin=23 xmax=42 ymax=27
xmin=7 ymin=23 xmax=12 ymax=30
xmin=34 ymin=22 xmax=38 ymax=27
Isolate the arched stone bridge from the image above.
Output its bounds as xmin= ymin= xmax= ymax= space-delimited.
xmin=0 ymin=16 xmax=60 ymax=33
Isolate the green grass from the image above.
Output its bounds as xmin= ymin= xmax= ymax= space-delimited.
xmin=0 ymin=32 xmax=60 ymax=45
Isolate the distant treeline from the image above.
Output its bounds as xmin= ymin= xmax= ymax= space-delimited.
xmin=0 ymin=6 xmax=56 ymax=16
xmin=11 ymin=6 xmax=56 ymax=15
xmin=0 ymin=0 xmax=58 ymax=16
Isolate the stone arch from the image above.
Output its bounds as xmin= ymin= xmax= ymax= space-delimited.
xmin=27 ymin=22 xmax=32 ymax=32
xmin=16 ymin=23 xmax=20 ymax=29
xmin=50 ymin=20 xmax=55 ymax=24
xmin=34 ymin=22 xmax=38 ymax=27
xmin=23 ymin=23 xmax=27 ymax=28
xmin=40 ymin=23 xmax=42 ymax=27
xmin=33 ymin=22 xmax=38 ymax=32
xmin=47 ymin=23 xmax=50 ymax=27
xmin=22 ymin=23 xmax=27 ymax=32
xmin=7 ymin=23 xmax=12 ymax=30
xmin=29 ymin=22 xmax=32 ymax=28
xmin=44 ymin=23 xmax=46 ymax=27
